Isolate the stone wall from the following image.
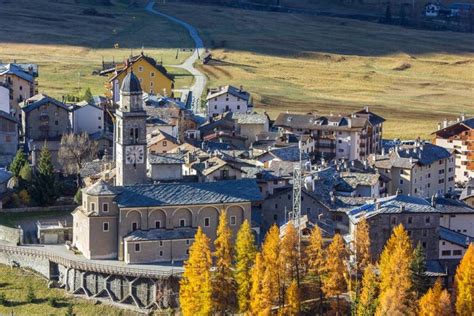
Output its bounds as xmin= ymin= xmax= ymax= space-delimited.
xmin=0 ymin=224 xmax=22 ymax=244
xmin=0 ymin=205 xmax=76 ymax=213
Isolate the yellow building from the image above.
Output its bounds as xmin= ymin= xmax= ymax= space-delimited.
xmin=100 ymin=53 xmax=174 ymax=103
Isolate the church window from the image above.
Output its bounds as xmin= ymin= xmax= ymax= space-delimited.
xmin=204 ymin=217 xmax=210 ymax=227
xmin=159 ymin=250 xmax=163 ymax=256
xmin=180 ymin=219 xmax=186 ymax=227
xmin=230 ymin=216 xmax=236 ymax=226
xmin=103 ymin=222 xmax=109 ymax=232
xmin=155 ymin=221 xmax=161 ymax=229
xmin=135 ymin=243 xmax=141 ymax=252
xmin=132 ymin=222 xmax=138 ymax=231
xmin=102 ymin=203 xmax=109 ymax=213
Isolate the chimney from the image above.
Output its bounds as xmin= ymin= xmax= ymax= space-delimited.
xmin=437 ymin=122 xmax=442 ymax=130
xmin=364 ymin=106 xmax=369 ymax=112
xmin=460 ymin=113 xmax=466 ymax=121
xmin=443 ymin=118 xmax=448 ymax=128
xmin=239 ymin=85 xmax=243 ymax=92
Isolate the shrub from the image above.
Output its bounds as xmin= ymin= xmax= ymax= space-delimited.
xmin=48 ymin=297 xmax=58 ymax=307
xmin=66 ymin=303 xmax=74 ymax=316
xmin=73 ymin=189 xmax=82 ymax=205
xmin=25 ymin=284 xmax=35 ymax=303
xmin=18 ymin=189 xmax=31 ymax=206
xmin=0 ymin=292 xmax=7 ymax=306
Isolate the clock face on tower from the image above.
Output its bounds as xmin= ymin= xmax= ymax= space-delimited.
xmin=125 ymin=145 xmax=145 ymax=165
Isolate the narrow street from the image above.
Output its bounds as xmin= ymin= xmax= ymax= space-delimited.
xmin=145 ymin=1 xmax=207 ymax=115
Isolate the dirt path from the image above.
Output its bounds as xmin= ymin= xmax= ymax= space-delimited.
xmin=145 ymin=1 xmax=207 ymax=115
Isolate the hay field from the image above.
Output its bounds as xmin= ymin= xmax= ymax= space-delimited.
xmin=157 ymin=2 xmax=474 ymax=139
xmin=0 ymin=0 xmax=194 ymax=98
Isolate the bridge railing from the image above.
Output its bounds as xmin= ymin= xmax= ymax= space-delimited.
xmin=0 ymin=244 xmax=182 ymax=278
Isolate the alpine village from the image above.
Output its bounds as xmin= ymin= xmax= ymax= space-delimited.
xmin=0 ymin=0 xmax=473 ymax=315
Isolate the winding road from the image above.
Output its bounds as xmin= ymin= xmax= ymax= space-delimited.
xmin=145 ymin=1 xmax=207 ymax=114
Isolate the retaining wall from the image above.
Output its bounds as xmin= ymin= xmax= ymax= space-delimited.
xmin=0 ymin=205 xmax=76 ymax=213
xmin=0 ymin=225 xmax=22 ymax=245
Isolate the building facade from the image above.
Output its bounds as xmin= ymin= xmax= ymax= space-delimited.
xmin=71 ymin=101 xmax=104 ymax=135
xmin=206 ymin=85 xmax=252 ymax=117
xmin=433 ymin=115 xmax=473 ymax=184
xmin=0 ymin=111 xmax=18 ymax=167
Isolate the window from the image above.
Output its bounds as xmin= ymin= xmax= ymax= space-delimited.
xmin=453 ymin=250 xmax=462 ymax=256
xmin=186 ymin=249 xmax=190 ymax=255
xmin=138 ymin=66 xmax=143 ymax=72
xmin=155 ymin=221 xmax=161 ymax=229
xmin=102 ymin=203 xmax=109 ymax=213
xmin=399 ymin=179 xmax=404 ymax=185
xmin=275 ymin=204 xmax=278 ymax=209
xmin=151 ymin=72 xmax=155 ymax=77
xmin=273 ymin=214 xmax=278 ymax=221
xmin=423 ymin=230 xmax=428 ymax=237
xmin=408 ymin=217 xmax=413 ymax=224
xmin=391 ymin=217 xmax=397 ymax=225
xmin=132 ymin=222 xmax=138 ymax=231
xmin=425 ymin=216 xmax=431 ymax=224
xmin=180 ymin=219 xmax=186 ymax=227
xmin=163 ymin=141 xmax=167 ymax=147
xmin=159 ymin=241 xmax=163 ymax=247
xmin=230 ymin=216 xmax=236 ymax=226
xmin=237 ymin=105 xmax=240 ymax=110
xmin=150 ymin=81 xmax=154 ymax=87
xmin=186 ymin=239 xmax=190 ymax=245
xmin=204 ymin=217 xmax=210 ymax=227
xmin=407 ymin=230 xmax=412 ymax=237
xmin=441 ymin=250 xmax=451 ymax=256
xmin=103 ymin=222 xmax=109 ymax=232
xmin=422 ymin=242 xmax=426 ymax=248
xmin=91 ymin=202 xmax=95 ymax=211
xmin=55 ymin=120 xmax=58 ymax=126
xmin=135 ymin=243 xmax=141 ymax=252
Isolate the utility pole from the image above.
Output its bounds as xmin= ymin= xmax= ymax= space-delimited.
xmin=291 ymin=140 xmax=303 ymax=257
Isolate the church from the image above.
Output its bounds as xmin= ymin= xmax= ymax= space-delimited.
xmin=72 ymin=71 xmax=261 ymax=264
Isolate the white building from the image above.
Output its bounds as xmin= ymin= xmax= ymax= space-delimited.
xmin=372 ymin=142 xmax=455 ymax=198
xmin=70 ymin=101 xmax=104 ymax=135
xmin=206 ymin=85 xmax=252 ymax=118
xmin=432 ymin=115 xmax=473 ymax=184
xmin=0 ymin=85 xmax=9 ymax=114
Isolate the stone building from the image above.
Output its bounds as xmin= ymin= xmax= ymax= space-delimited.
xmin=0 ymin=63 xmax=38 ymax=121
xmin=0 ymin=110 xmax=18 ymax=167
xmin=372 ymin=142 xmax=455 ymax=198
xmin=206 ymin=85 xmax=252 ymax=118
xmin=72 ymin=72 xmax=261 ymax=264
xmin=347 ymin=194 xmax=441 ymax=260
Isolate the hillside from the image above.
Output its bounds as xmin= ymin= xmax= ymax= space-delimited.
xmin=0 ymin=0 xmax=194 ymax=98
xmin=156 ymin=2 xmax=474 ymax=139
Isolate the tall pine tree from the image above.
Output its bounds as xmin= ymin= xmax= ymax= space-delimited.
xmin=250 ymin=253 xmax=266 ymax=315
xmin=455 ymin=244 xmax=474 ymax=316
xmin=322 ymin=234 xmax=347 ymax=315
xmin=410 ymin=242 xmax=430 ymax=299
xmin=212 ymin=209 xmax=235 ymax=313
xmin=418 ymin=278 xmax=453 ymax=316
xmin=285 ymin=279 xmax=300 ymax=316
xmin=376 ymin=224 xmax=413 ymax=316
xmin=179 ymin=227 xmax=213 ymax=316
xmin=261 ymin=225 xmax=281 ymax=310
xmin=9 ymin=149 xmax=28 ymax=177
xmin=234 ymin=219 xmax=256 ymax=313
xmin=30 ymin=144 xmax=59 ymax=206
xmin=354 ymin=217 xmax=371 ymax=275
xmin=305 ymin=225 xmax=326 ymax=314
xmin=280 ymin=222 xmax=301 ymax=289
xmin=356 ymin=264 xmax=379 ymax=316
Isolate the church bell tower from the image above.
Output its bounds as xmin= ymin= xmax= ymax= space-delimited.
xmin=115 ymin=71 xmax=147 ymax=186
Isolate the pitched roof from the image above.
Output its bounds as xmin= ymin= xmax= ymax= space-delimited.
xmin=433 ymin=197 xmax=474 ymax=214
xmin=84 ymin=179 xmax=118 ymax=196
xmin=460 ymin=179 xmax=474 ymax=201
xmin=148 ymin=131 xmax=178 ymax=148
xmin=106 ymin=53 xmax=174 ymax=82
xmin=148 ymin=153 xmax=184 ymax=165
xmin=124 ymin=227 xmax=196 ymax=242
xmin=20 ymin=94 xmax=69 ymax=113
xmin=206 ymin=85 xmax=250 ymax=101
xmin=0 ymin=110 xmax=18 ymax=124
xmin=336 ymin=171 xmax=380 ymax=192
xmin=0 ymin=63 xmax=36 ymax=82
xmin=439 ymin=226 xmax=474 ymax=248
xmin=192 ymin=156 xmax=244 ymax=176
xmin=0 ymin=169 xmax=12 ymax=184
xmin=374 ymin=143 xmax=452 ymax=169
xmin=116 ymin=179 xmax=262 ymax=208
xmin=258 ymin=145 xmax=309 ymax=162
xmin=229 ymin=112 xmax=268 ymax=125
xmin=348 ymin=194 xmax=438 ymax=223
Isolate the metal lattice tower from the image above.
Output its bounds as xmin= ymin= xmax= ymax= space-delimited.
xmin=291 ymin=141 xmax=304 ymax=256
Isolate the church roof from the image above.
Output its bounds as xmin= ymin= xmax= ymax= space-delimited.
xmin=84 ymin=179 xmax=117 ymax=196
xmin=121 ymin=71 xmax=142 ymax=94
xmin=116 ymin=179 xmax=261 ymax=208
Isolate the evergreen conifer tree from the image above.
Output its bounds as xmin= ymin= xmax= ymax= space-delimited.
xmin=234 ymin=220 xmax=256 ymax=313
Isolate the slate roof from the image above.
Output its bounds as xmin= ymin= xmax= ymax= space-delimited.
xmin=192 ymin=156 xmax=244 ymax=176
xmin=433 ymin=197 xmax=474 ymax=214
xmin=0 ymin=63 xmax=36 ymax=82
xmin=0 ymin=169 xmax=12 ymax=184
xmin=124 ymin=228 xmax=196 ymax=242
xmin=230 ymin=112 xmax=268 ymax=125
xmin=20 ymin=94 xmax=70 ymax=113
xmin=374 ymin=143 xmax=452 ymax=169
xmin=336 ymin=172 xmax=380 ymax=192
xmin=439 ymin=226 xmax=474 ymax=248
xmin=425 ymin=260 xmax=447 ymax=277
xmin=206 ymin=85 xmax=250 ymax=101
xmin=84 ymin=179 xmax=118 ymax=196
xmin=274 ymin=111 xmax=372 ymax=132
xmin=241 ymin=166 xmax=281 ymax=181
xmin=148 ymin=153 xmax=184 ymax=165
xmin=258 ymin=145 xmax=309 ymax=162
xmin=121 ymin=71 xmax=142 ymax=94
xmin=348 ymin=194 xmax=438 ymax=223
xmin=117 ymin=179 xmax=261 ymax=208
xmin=0 ymin=110 xmax=18 ymax=124
xmin=354 ymin=108 xmax=386 ymax=125
xmin=80 ymin=160 xmax=108 ymax=178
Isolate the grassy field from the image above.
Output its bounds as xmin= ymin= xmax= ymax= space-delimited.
xmin=0 ymin=210 xmax=72 ymax=228
xmin=157 ymin=2 xmax=474 ymax=139
xmin=0 ymin=0 xmax=194 ymax=99
xmin=0 ymin=265 xmax=141 ymax=315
